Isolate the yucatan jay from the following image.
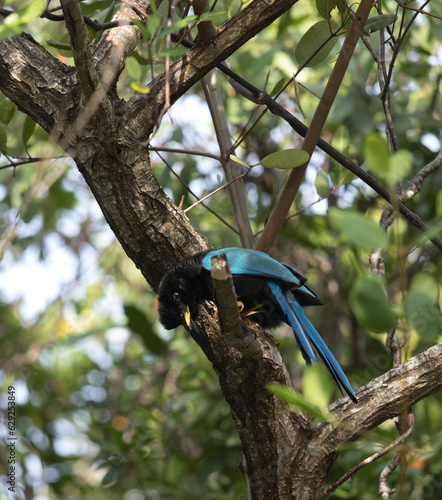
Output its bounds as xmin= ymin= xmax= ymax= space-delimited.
xmin=158 ymin=247 xmax=357 ymax=403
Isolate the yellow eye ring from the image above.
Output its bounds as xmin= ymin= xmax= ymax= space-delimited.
xmin=173 ymin=292 xmax=181 ymax=302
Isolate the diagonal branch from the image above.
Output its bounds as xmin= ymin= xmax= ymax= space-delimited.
xmin=59 ymin=0 xmax=102 ymax=101
xmin=325 ymin=411 xmax=415 ymax=497
xmin=172 ymin=37 xmax=442 ymax=251
xmin=319 ymin=343 xmax=442 ymax=449
xmin=254 ymin=0 xmax=374 ymax=253
xmin=91 ymin=0 xmax=148 ymax=88
xmin=123 ymin=0 xmax=300 ymax=140
xmin=381 ymin=147 xmax=442 ymax=229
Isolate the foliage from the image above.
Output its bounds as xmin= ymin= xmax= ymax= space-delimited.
xmin=0 ymin=0 xmax=441 ymax=498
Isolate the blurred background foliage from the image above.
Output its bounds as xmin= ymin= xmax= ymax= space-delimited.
xmin=0 ymin=0 xmax=441 ymax=498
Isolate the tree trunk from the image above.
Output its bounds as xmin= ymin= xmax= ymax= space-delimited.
xmin=1 ymin=3 xmax=441 ymax=498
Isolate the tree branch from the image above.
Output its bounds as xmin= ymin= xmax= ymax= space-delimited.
xmin=60 ymin=0 xmax=101 ymax=101
xmin=91 ymin=0 xmax=147 ymax=89
xmin=378 ymin=411 xmax=415 ymax=499
xmin=318 ymin=343 xmax=442 ymax=449
xmin=254 ymin=0 xmax=373 ymax=253
xmin=203 ymin=71 xmax=254 ymax=248
xmin=381 ymin=147 xmax=442 ymax=229
xmin=210 ymin=254 xmax=263 ymax=357
xmin=123 ymin=0 xmax=300 ymax=141
xmin=325 ymin=411 xmax=415 ymax=497
xmin=193 ymin=0 xmax=219 ymax=42
xmin=172 ymin=37 xmax=442 ymax=251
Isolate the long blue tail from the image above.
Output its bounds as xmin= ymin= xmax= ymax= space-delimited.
xmin=268 ymin=282 xmax=357 ymax=403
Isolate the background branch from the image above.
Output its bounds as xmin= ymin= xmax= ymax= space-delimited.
xmin=60 ymin=0 xmax=101 ymax=100
xmin=254 ymin=0 xmax=373 ymax=253
xmin=196 ymin=50 xmax=442 ymax=250
xmin=123 ymin=0 xmax=299 ymax=140
xmin=203 ymin=71 xmax=254 ymax=248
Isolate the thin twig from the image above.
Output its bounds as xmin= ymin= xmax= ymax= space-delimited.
xmin=184 ymin=168 xmax=251 ymax=213
xmin=381 ymin=147 xmax=442 ymax=229
xmin=0 ymin=155 xmax=69 ymax=171
xmin=180 ymin=47 xmax=442 ymax=250
xmin=396 ymin=0 xmax=442 ymax=20
xmin=147 ymin=145 xmax=221 ymax=161
xmin=210 ymin=254 xmax=263 ymax=357
xmin=378 ymin=410 xmax=415 ymax=499
xmin=152 ymin=150 xmax=239 ymax=234
xmin=324 ymin=411 xmax=415 ymax=498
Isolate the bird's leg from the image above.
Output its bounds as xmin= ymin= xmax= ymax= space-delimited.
xmin=237 ymin=297 xmax=263 ymax=324
xmin=214 ymin=297 xmax=262 ymax=324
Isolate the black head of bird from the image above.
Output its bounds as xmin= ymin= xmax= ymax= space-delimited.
xmin=157 ymin=252 xmax=209 ymax=333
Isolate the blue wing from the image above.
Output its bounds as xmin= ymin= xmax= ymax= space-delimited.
xmin=203 ymin=247 xmax=319 ymax=303
xmin=269 ymin=282 xmax=357 ymax=402
xmin=204 ymin=248 xmax=305 ymax=287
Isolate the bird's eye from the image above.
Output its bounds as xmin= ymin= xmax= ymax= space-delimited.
xmin=173 ymin=292 xmax=181 ymax=302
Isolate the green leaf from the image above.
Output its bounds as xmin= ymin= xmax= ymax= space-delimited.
xmin=0 ymin=124 xmax=7 ymax=153
xmin=267 ymin=382 xmax=337 ymax=423
xmin=159 ymin=47 xmax=189 ymax=58
xmin=198 ymin=11 xmax=225 ymax=23
xmin=125 ymin=56 xmax=142 ymax=81
xmin=330 ymin=162 xmax=355 ymax=187
xmin=406 ymin=272 xmax=440 ymax=340
xmin=22 ymin=199 xmax=39 ymax=223
xmin=302 ymin=365 xmax=334 ymax=409
xmin=0 ymin=0 xmax=45 ymax=40
xmin=229 ymin=155 xmax=250 ymax=169
xmin=328 ymin=208 xmax=389 ymax=251
xmin=293 ymin=78 xmax=306 ymax=118
xmin=363 ymin=14 xmax=397 ymax=35
xmin=295 ymin=20 xmax=340 ymax=68
xmin=22 ymin=115 xmax=36 ymax=147
xmin=131 ymin=18 xmax=150 ymax=40
xmin=45 ymin=39 xmax=73 ymax=52
xmin=261 ymin=149 xmax=310 ymax=170
xmin=270 ymin=78 xmax=287 ymax=97
xmin=349 ymin=275 xmax=397 ymax=332
xmin=388 ymin=149 xmax=413 ymax=183
xmin=316 ymin=0 xmax=337 ymax=20
xmin=125 ymin=304 xmax=167 ymax=355
xmin=315 ymin=170 xmax=330 ymax=198
xmin=364 ymin=134 xmax=413 ymax=183
xmin=159 ymin=15 xmax=198 ymax=37
xmin=436 ymin=189 xmax=442 ymax=218
xmin=0 ymin=100 xmax=16 ymax=125
xmin=364 ymin=133 xmax=389 ymax=178
xmin=331 ymin=125 xmax=350 ymax=155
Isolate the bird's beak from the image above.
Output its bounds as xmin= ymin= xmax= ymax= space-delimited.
xmin=183 ymin=306 xmax=199 ymax=334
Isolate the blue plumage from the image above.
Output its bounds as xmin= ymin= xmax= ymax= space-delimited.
xmin=158 ymin=247 xmax=357 ymax=403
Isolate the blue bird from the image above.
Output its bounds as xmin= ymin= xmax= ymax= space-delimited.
xmin=158 ymin=247 xmax=357 ymax=403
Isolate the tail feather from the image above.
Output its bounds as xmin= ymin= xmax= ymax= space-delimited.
xmin=268 ymin=282 xmax=357 ymax=403
xmin=292 ymin=300 xmax=357 ymax=403
xmin=268 ymin=282 xmax=318 ymax=365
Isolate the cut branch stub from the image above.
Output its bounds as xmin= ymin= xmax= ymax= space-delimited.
xmin=210 ymin=254 xmax=263 ymax=358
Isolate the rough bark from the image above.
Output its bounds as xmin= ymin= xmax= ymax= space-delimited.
xmin=1 ymin=2 xmax=441 ymax=498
